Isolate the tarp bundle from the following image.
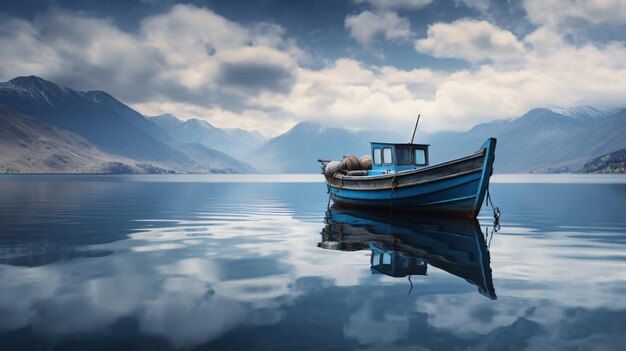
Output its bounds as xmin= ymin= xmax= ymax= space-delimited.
xmin=359 ymin=155 xmax=372 ymax=170
xmin=324 ymin=155 xmax=372 ymax=178
xmin=341 ymin=155 xmax=360 ymax=171
xmin=324 ymin=161 xmax=341 ymax=178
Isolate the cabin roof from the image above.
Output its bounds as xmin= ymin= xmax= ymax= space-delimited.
xmin=370 ymin=142 xmax=430 ymax=146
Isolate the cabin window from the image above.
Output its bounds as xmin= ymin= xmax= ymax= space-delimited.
xmin=413 ymin=148 xmax=426 ymax=165
xmin=371 ymin=252 xmax=382 ymax=265
xmin=396 ymin=147 xmax=411 ymax=164
xmin=382 ymin=253 xmax=392 ymax=265
xmin=373 ymin=148 xmax=382 ymax=166
xmin=383 ymin=147 xmax=392 ymax=165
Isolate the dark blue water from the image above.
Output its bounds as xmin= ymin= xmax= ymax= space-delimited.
xmin=1 ymin=174 xmax=625 ymax=350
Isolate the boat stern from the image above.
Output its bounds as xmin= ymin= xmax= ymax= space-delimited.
xmin=471 ymin=138 xmax=497 ymax=217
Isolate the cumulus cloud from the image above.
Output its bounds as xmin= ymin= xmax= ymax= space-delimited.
xmin=0 ymin=5 xmax=300 ymax=108
xmin=217 ymin=62 xmax=295 ymax=94
xmin=1 ymin=4 xmax=625 ymax=135
xmin=345 ymin=10 xmax=412 ymax=47
xmin=415 ymin=19 xmax=527 ymax=64
xmin=355 ymin=0 xmax=433 ymax=10
xmin=252 ymin=23 xmax=626 ymax=133
xmin=523 ymin=0 xmax=626 ymax=29
xmin=215 ymin=46 xmax=296 ymax=94
xmin=0 ymin=10 xmax=164 ymax=103
xmin=0 ymin=5 xmax=310 ymax=134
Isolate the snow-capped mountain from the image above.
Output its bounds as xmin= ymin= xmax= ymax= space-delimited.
xmin=0 ymin=76 xmax=254 ymax=173
xmin=1 ymin=76 xmax=624 ymax=174
xmin=549 ymin=105 xmax=619 ymax=121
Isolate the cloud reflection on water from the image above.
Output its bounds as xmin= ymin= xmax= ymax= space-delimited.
xmin=0 ymin=176 xmax=624 ymax=349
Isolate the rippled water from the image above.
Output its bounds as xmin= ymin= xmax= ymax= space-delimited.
xmin=0 ymin=174 xmax=625 ymax=350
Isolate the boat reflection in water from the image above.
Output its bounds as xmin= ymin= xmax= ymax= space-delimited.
xmin=319 ymin=207 xmax=497 ymax=299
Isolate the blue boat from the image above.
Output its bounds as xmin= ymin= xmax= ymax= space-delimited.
xmin=318 ymin=207 xmax=497 ymax=299
xmin=320 ymin=138 xmax=497 ymax=217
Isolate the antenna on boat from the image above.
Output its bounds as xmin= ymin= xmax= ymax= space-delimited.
xmin=410 ymin=114 xmax=421 ymax=144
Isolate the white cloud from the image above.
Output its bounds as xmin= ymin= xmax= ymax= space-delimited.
xmin=251 ymin=20 xmax=626 ymax=133
xmin=1 ymin=6 xmax=625 ymax=136
xmin=343 ymin=303 xmax=410 ymax=345
xmin=0 ymin=5 xmax=300 ymax=108
xmin=415 ymin=19 xmax=527 ymax=64
xmin=523 ymin=0 xmax=626 ymax=29
xmin=355 ymin=0 xmax=433 ymax=10
xmin=345 ymin=10 xmax=412 ymax=47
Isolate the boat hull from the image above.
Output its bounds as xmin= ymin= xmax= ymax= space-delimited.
xmin=327 ymin=138 xmax=496 ymax=217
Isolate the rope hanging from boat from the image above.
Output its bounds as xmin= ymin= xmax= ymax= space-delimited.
xmin=388 ymin=172 xmax=398 ymax=220
xmin=486 ymin=188 xmax=500 ymax=219
xmin=484 ymin=225 xmax=497 ymax=248
xmin=391 ymin=172 xmax=398 ymax=191
xmin=486 ymin=188 xmax=501 ymax=232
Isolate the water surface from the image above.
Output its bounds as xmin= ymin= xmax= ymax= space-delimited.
xmin=1 ymin=174 xmax=625 ymax=350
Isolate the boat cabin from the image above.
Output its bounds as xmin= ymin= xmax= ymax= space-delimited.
xmin=369 ymin=243 xmax=427 ymax=277
xmin=369 ymin=142 xmax=429 ymax=175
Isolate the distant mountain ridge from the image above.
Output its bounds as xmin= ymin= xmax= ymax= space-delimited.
xmin=548 ymin=106 xmax=619 ymax=121
xmin=248 ymin=121 xmax=366 ymax=173
xmin=0 ymin=107 xmax=122 ymax=173
xmin=81 ymin=90 xmax=172 ymax=142
xmin=0 ymin=76 xmax=254 ymax=173
xmin=246 ymin=106 xmax=626 ymax=174
xmin=0 ymin=76 xmax=180 ymax=162
xmin=149 ymin=114 xmax=266 ymax=158
xmin=427 ymin=106 xmax=626 ymax=173
xmin=1 ymin=75 xmax=624 ymax=174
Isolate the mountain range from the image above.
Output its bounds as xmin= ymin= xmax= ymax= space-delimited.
xmin=148 ymin=114 xmax=266 ymax=158
xmin=248 ymin=121 xmax=366 ymax=173
xmin=241 ymin=106 xmax=625 ymax=173
xmin=426 ymin=107 xmax=626 ymax=173
xmin=0 ymin=76 xmax=253 ymax=173
xmin=1 ymin=75 xmax=624 ymax=174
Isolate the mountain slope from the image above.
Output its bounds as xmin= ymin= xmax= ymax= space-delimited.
xmin=150 ymin=115 xmax=234 ymax=149
xmin=0 ymin=76 xmax=187 ymax=162
xmin=149 ymin=114 xmax=264 ymax=158
xmin=581 ymin=148 xmax=626 ymax=173
xmin=548 ymin=106 xmax=619 ymax=121
xmin=173 ymin=142 xmax=256 ymax=173
xmin=0 ymin=107 xmax=127 ymax=172
xmin=487 ymin=108 xmax=590 ymax=172
xmin=0 ymin=76 xmax=255 ymax=173
xmin=428 ymin=107 xmax=622 ymax=173
xmin=81 ymin=90 xmax=171 ymax=142
xmin=248 ymin=121 xmax=368 ymax=173
xmin=224 ymin=128 xmax=266 ymax=152
xmin=549 ymin=109 xmax=626 ymax=171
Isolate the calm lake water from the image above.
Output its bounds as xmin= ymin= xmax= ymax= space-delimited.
xmin=1 ymin=174 xmax=625 ymax=350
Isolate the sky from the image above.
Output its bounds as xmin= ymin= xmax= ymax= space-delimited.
xmin=1 ymin=0 xmax=625 ymax=136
